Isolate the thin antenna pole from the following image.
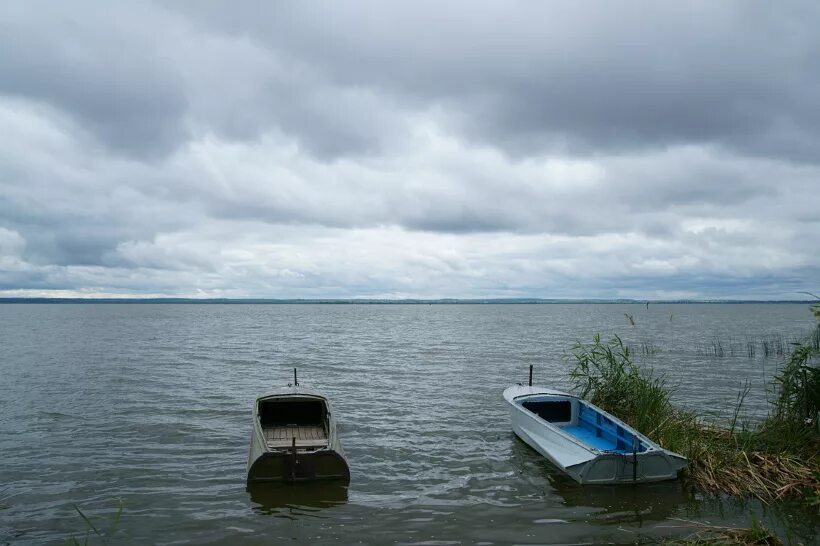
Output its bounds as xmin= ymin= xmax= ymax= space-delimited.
xmin=528 ymin=365 xmax=533 ymax=387
xmin=294 ymin=368 xmax=298 ymax=386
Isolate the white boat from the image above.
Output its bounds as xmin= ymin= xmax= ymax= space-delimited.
xmin=504 ymin=384 xmax=687 ymax=484
xmin=247 ymin=373 xmax=350 ymax=483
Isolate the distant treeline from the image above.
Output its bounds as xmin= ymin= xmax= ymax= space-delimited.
xmin=0 ymin=298 xmax=814 ymax=305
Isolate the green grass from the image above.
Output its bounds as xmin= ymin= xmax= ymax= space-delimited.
xmin=769 ymin=344 xmax=820 ymax=429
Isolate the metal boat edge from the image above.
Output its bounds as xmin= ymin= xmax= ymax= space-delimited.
xmin=504 ymin=384 xmax=687 ymax=484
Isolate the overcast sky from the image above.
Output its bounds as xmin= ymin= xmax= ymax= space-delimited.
xmin=1 ymin=1 xmax=818 ymax=299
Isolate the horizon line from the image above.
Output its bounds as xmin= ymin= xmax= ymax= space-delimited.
xmin=0 ymin=297 xmax=815 ymax=304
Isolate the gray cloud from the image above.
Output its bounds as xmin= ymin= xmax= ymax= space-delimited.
xmin=0 ymin=1 xmax=819 ymax=298
xmin=6 ymin=2 xmax=820 ymax=163
xmin=0 ymin=2 xmax=189 ymax=157
xmin=172 ymin=1 xmax=820 ymax=162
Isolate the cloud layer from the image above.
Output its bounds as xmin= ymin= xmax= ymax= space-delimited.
xmin=1 ymin=1 xmax=818 ymax=299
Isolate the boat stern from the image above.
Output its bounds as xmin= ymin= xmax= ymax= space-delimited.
xmin=247 ymin=450 xmax=350 ymax=483
xmin=572 ymin=450 xmax=687 ymax=484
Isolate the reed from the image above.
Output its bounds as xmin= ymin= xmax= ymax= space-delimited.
xmin=568 ymin=333 xmax=820 ymax=504
xmin=713 ymin=338 xmax=725 ymax=358
xmin=569 ymin=334 xmax=669 ymax=434
xmin=628 ymin=340 xmax=658 ymax=357
xmin=695 ymin=334 xmax=800 ymax=359
xmin=65 ymin=501 xmax=123 ymax=546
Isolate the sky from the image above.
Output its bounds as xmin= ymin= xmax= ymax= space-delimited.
xmin=1 ymin=1 xmax=818 ymax=300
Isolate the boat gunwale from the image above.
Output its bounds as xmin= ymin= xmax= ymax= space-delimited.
xmin=508 ymin=391 xmax=664 ymax=456
xmin=255 ymin=388 xmax=330 ymax=403
xmin=253 ymin=390 xmax=337 ymax=455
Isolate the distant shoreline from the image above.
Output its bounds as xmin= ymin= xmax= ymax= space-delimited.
xmin=0 ymin=297 xmax=813 ymax=304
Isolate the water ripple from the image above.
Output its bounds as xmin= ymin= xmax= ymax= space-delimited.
xmin=0 ymin=303 xmax=817 ymax=544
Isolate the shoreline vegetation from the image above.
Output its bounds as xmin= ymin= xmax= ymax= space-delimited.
xmin=569 ymin=302 xmax=819 ymax=544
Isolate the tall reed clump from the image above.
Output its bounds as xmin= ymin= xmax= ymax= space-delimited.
xmin=569 ymin=334 xmax=671 ymax=435
xmin=567 ymin=333 xmax=820 ymax=504
xmin=754 ymin=318 xmax=820 ymax=466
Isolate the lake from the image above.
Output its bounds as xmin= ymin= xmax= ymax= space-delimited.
xmin=0 ymin=303 xmax=817 ymax=544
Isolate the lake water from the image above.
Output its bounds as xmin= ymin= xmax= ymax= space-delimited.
xmin=0 ymin=303 xmax=817 ymax=544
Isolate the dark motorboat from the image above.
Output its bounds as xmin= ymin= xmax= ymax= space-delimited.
xmin=247 ymin=373 xmax=350 ymax=483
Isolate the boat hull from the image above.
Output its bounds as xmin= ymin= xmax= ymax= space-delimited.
xmin=247 ymin=386 xmax=350 ymax=483
xmin=247 ymin=450 xmax=350 ymax=483
xmin=505 ymin=386 xmax=687 ymax=484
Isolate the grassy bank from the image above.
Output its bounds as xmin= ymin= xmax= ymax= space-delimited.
xmin=568 ymin=327 xmax=820 ymax=504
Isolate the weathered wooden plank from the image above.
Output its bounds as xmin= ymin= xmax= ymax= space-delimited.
xmin=263 ymin=425 xmax=328 ymax=448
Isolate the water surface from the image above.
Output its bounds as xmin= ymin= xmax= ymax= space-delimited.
xmin=0 ymin=303 xmax=816 ymax=544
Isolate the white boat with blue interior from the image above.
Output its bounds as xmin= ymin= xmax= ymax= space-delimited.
xmin=504 ymin=384 xmax=687 ymax=484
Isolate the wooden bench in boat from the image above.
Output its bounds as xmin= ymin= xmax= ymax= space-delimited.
xmin=263 ymin=425 xmax=328 ymax=449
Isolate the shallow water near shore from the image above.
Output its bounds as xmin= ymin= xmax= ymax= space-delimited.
xmin=0 ymin=303 xmax=817 ymax=544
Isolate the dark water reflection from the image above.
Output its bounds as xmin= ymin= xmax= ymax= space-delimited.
xmin=247 ymin=482 xmax=349 ymax=515
xmin=548 ymin=474 xmax=690 ymax=526
xmin=0 ymin=303 xmax=817 ymax=544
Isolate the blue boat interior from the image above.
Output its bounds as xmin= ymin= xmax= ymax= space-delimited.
xmin=520 ymin=397 xmax=648 ymax=453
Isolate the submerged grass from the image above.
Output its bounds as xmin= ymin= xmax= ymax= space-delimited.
xmin=662 ymin=516 xmax=783 ymax=545
xmin=568 ymin=329 xmax=820 ymax=505
xmin=65 ymin=501 xmax=123 ymax=546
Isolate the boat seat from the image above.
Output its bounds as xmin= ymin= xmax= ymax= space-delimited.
xmin=264 ymin=425 xmax=328 ymax=449
xmin=576 ymin=405 xmax=646 ymax=453
xmin=562 ymin=425 xmax=623 ymax=452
